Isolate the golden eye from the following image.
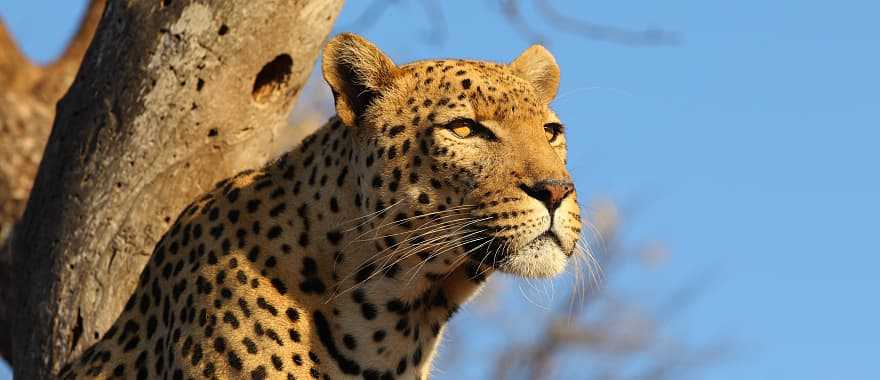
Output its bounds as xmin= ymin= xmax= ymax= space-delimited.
xmin=448 ymin=119 xmax=474 ymax=138
xmin=444 ymin=118 xmax=497 ymax=140
xmin=544 ymin=123 xmax=563 ymax=143
xmin=452 ymin=125 xmax=472 ymax=138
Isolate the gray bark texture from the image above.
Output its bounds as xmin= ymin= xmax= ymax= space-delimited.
xmin=0 ymin=0 xmax=107 ymax=364
xmin=9 ymin=1 xmax=343 ymax=378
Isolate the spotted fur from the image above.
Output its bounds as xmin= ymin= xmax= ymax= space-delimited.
xmin=61 ymin=33 xmax=582 ymax=380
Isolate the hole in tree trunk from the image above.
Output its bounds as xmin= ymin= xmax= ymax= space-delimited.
xmin=252 ymin=54 xmax=293 ymax=105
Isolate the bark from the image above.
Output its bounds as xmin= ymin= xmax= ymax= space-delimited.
xmin=10 ymin=1 xmax=342 ymax=378
xmin=0 ymin=0 xmax=107 ymax=364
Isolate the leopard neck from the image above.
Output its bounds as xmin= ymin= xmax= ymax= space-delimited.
xmin=261 ymin=117 xmax=490 ymax=376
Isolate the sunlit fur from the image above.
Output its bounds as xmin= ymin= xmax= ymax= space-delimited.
xmin=60 ymin=33 xmax=583 ymax=380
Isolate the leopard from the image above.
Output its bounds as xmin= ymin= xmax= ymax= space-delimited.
xmin=60 ymin=32 xmax=583 ymax=380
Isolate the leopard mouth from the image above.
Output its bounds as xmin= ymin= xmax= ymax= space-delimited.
xmin=461 ymin=228 xmax=569 ymax=275
xmin=499 ymin=232 xmax=569 ymax=277
xmin=539 ymin=230 xmax=563 ymax=250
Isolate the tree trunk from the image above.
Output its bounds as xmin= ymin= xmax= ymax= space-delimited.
xmin=10 ymin=1 xmax=342 ymax=378
xmin=0 ymin=0 xmax=107 ymax=364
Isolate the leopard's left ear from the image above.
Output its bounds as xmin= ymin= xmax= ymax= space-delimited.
xmin=510 ymin=45 xmax=560 ymax=104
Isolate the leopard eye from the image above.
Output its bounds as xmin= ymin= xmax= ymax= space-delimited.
xmin=544 ymin=122 xmax=564 ymax=143
xmin=444 ymin=118 xmax=497 ymax=141
xmin=450 ymin=120 xmax=473 ymax=138
xmin=446 ymin=118 xmax=478 ymax=139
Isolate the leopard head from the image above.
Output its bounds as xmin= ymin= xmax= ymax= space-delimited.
xmin=322 ymin=33 xmax=582 ymax=278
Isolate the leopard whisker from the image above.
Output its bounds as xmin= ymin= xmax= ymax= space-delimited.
xmin=379 ymin=221 xmax=492 ymax=281
xmin=327 ymin=219 xmax=490 ymax=302
xmin=576 ymin=238 xmax=603 ymax=289
xmin=568 ymin=241 xmax=592 ymax=318
xmin=363 ymin=215 xmax=490 ymax=270
xmin=474 ymin=236 xmax=500 ymax=278
xmin=402 ymin=232 xmax=491 ymax=281
xmin=348 ymin=212 xmax=473 ymax=243
xmin=407 ymin=234 xmax=493 ymax=286
xmin=363 ymin=204 xmax=475 ymax=237
xmin=400 ymin=224 xmax=486 ymax=266
xmin=341 ymin=198 xmax=405 ymax=231
xmin=443 ymin=234 xmax=498 ymax=282
xmin=471 ymin=239 xmax=503 ymax=280
xmin=341 ymin=206 xmax=475 ymax=252
xmin=361 ymin=222 xmax=484 ymax=282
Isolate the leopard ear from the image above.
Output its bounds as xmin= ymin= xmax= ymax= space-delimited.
xmin=322 ymin=33 xmax=398 ymax=127
xmin=510 ymin=45 xmax=560 ymax=104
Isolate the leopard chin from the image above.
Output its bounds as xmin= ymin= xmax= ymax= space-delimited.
xmin=497 ymin=233 xmax=569 ymax=278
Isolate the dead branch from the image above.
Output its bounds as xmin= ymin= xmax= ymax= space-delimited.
xmin=342 ymin=0 xmax=680 ymax=47
xmin=533 ymin=0 xmax=681 ymax=46
xmin=482 ymin=202 xmax=727 ymax=380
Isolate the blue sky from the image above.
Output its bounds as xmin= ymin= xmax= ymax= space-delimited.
xmin=2 ymin=1 xmax=879 ymax=379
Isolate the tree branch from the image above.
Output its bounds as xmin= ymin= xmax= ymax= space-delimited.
xmin=533 ymin=0 xmax=681 ymax=46
xmin=38 ymin=0 xmax=108 ymax=102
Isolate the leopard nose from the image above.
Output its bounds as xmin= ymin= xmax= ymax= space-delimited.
xmin=519 ymin=179 xmax=574 ymax=214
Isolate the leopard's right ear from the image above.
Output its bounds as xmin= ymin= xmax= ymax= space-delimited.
xmin=322 ymin=33 xmax=398 ymax=127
